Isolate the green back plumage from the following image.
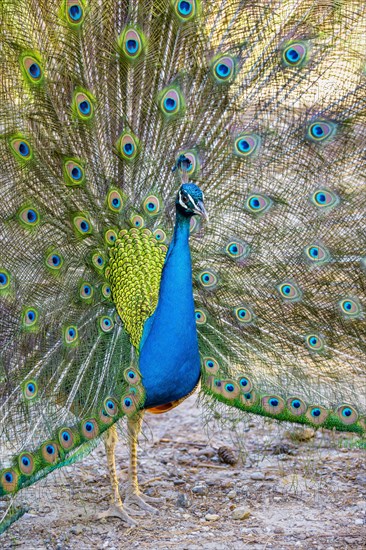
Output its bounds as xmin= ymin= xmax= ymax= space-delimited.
xmin=0 ymin=0 xmax=365 ymax=533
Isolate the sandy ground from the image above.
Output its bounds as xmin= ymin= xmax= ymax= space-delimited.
xmin=1 ymin=395 xmax=365 ymax=550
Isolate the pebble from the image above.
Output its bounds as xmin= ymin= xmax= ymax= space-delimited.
xmin=250 ymin=472 xmax=265 ymax=481
xmin=70 ymin=526 xmax=83 ymax=535
xmin=176 ymin=493 xmax=191 ymax=508
xmin=356 ymin=500 xmax=366 ymax=510
xmin=227 ymin=490 xmax=237 ymax=499
xmin=205 ymin=513 xmax=220 ymax=522
xmin=174 ymin=479 xmax=186 ymax=486
xmin=354 ymin=518 xmax=364 ymax=525
xmin=192 ymin=485 xmax=207 ymax=495
xmin=232 ymin=506 xmax=251 ymax=520
xmin=195 ymin=447 xmax=216 ymax=458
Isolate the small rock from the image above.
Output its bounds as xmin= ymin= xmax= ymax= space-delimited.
xmin=356 ymin=474 xmax=366 ymax=485
xmin=195 ymin=447 xmax=216 ymax=458
xmin=274 ymin=527 xmax=284 ymax=534
xmin=232 ymin=506 xmax=251 ymax=520
xmin=227 ymin=490 xmax=237 ymax=499
xmin=250 ymin=472 xmax=265 ymax=481
xmin=70 ymin=526 xmax=83 ymax=535
xmin=356 ymin=500 xmax=366 ymax=510
xmin=173 ymin=479 xmax=185 ymax=486
xmin=192 ymin=485 xmax=207 ymax=495
xmin=354 ymin=518 xmax=364 ymax=525
xmin=176 ymin=493 xmax=191 ymax=508
xmin=205 ymin=513 xmax=220 ymax=522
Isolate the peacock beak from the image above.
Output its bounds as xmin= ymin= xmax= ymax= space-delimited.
xmin=194 ymin=200 xmax=209 ymax=221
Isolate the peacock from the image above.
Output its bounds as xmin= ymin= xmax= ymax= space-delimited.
xmin=0 ymin=0 xmax=365 ymax=533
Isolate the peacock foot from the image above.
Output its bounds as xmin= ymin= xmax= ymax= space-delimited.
xmin=98 ymin=503 xmax=138 ymax=526
xmin=124 ymin=491 xmax=161 ymax=515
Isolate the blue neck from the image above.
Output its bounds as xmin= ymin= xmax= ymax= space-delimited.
xmin=139 ymin=211 xmax=201 ymax=408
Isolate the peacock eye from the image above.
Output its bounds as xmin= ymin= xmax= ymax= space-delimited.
xmin=182 ymin=194 xmax=189 ymax=203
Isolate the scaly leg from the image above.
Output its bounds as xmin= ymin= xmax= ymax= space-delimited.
xmin=98 ymin=424 xmax=137 ymax=526
xmin=124 ymin=412 xmax=162 ymax=514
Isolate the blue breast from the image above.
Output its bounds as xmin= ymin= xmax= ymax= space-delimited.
xmin=139 ymin=214 xmax=201 ymax=408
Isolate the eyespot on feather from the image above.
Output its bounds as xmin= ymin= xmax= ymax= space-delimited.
xmin=79 ymin=281 xmax=93 ymax=301
xmin=198 ymin=269 xmax=218 ymax=290
xmin=18 ymin=452 xmax=35 ymax=475
xmin=116 ymin=131 xmax=140 ymax=161
xmin=221 ymin=380 xmax=240 ymax=399
xmin=64 ymin=325 xmax=78 ymax=345
xmin=336 ymin=404 xmax=359 ymax=425
xmin=23 ymin=379 xmax=38 ymax=400
xmin=58 ymin=428 xmax=75 ymax=450
xmin=307 ymin=121 xmax=337 ymax=143
xmin=244 ymin=193 xmax=272 ymax=214
xmin=305 ymin=405 xmax=329 ymax=425
xmin=20 ymin=53 xmax=44 ymax=84
xmin=64 ymin=159 xmax=85 ymax=186
xmin=177 ymin=150 xmax=200 ymax=176
xmin=119 ymin=27 xmax=146 ymax=61
xmin=91 ymin=252 xmax=106 ymax=272
xmin=107 ymin=189 xmax=124 ymax=212
xmin=203 ymin=357 xmax=220 ymax=375
xmin=286 ymin=397 xmax=307 ymax=416
xmin=311 ymin=188 xmax=339 ymax=210
xmin=81 ymin=419 xmax=99 ymax=439
xmin=234 ymin=134 xmax=261 ymax=158
xmin=101 ymin=283 xmax=112 ymax=300
xmin=237 ymin=376 xmax=253 ymax=393
xmin=99 ymin=408 xmax=113 ymax=425
xmin=72 ymin=213 xmax=92 ymax=236
xmin=72 ymin=89 xmax=95 ymax=121
xmin=143 ymin=194 xmax=162 ymax=216
xmin=153 ymin=228 xmax=167 ymax=243
xmin=225 ymin=239 xmax=250 ymax=260
xmin=234 ymin=306 xmax=254 ymax=325
xmin=304 ymin=244 xmax=330 ymax=264
xmin=195 ymin=308 xmax=207 ymax=325
xmin=23 ymin=307 xmax=39 ymax=329
xmin=45 ymin=251 xmax=64 ymax=271
xmin=158 ymin=86 xmax=185 ymax=118
xmin=173 ymin=0 xmax=200 ymax=21
xmin=99 ymin=316 xmax=114 ymax=333
xmin=9 ymin=136 xmax=33 ymax=162
xmin=262 ymin=395 xmax=285 ymax=415
xmin=121 ymin=394 xmax=139 ymax=415
xmin=18 ymin=206 xmax=40 ymax=228
xmin=0 ymin=269 xmax=10 ymax=293
xmin=123 ymin=368 xmax=141 ymax=385
xmin=1 ymin=470 xmax=19 ymax=493
xmin=240 ymin=390 xmax=258 ymax=407
xmin=130 ymin=214 xmax=145 ymax=228
xmin=282 ymin=41 xmax=308 ymax=68
xmin=211 ymin=55 xmax=236 ymax=83
xmin=41 ymin=441 xmax=59 ymax=464
xmin=339 ymin=298 xmax=363 ymax=319
xmin=277 ymin=281 xmax=302 ymax=302
xmin=103 ymin=397 xmax=119 ymax=417
xmin=305 ymin=334 xmax=325 ymax=352
xmin=105 ymin=229 xmax=118 ymax=245
xmin=65 ymin=0 xmax=86 ymax=27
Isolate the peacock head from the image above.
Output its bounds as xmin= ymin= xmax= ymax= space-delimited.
xmin=176 ymin=183 xmax=208 ymax=220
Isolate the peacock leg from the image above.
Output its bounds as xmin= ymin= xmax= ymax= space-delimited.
xmin=123 ymin=413 xmax=162 ymax=514
xmin=98 ymin=424 xmax=137 ymax=525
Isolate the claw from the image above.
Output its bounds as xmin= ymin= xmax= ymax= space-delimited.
xmin=124 ymin=492 xmax=160 ymax=515
xmin=98 ymin=504 xmax=138 ymax=526
xmin=141 ymin=493 xmax=164 ymax=504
